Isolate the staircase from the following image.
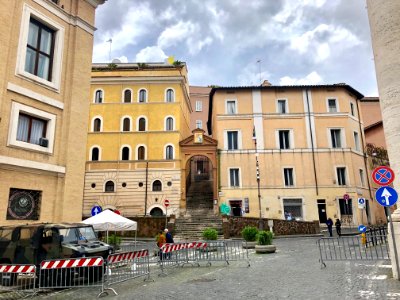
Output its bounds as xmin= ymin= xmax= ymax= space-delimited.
xmin=174 ymin=180 xmax=223 ymax=240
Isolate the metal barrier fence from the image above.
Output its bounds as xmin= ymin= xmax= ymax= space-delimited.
xmin=0 ymin=264 xmax=37 ymax=297
xmin=39 ymin=256 xmax=105 ymax=292
xmin=317 ymin=235 xmax=389 ymax=268
xmin=158 ymin=241 xmax=250 ymax=276
xmin=100 ymin=249 xmax=153 ymax=296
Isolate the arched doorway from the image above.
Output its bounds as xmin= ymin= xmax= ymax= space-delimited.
xmin=150 ymin=207 xmax=164 ymax=216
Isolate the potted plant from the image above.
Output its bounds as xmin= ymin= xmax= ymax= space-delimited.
xmin=255 ymin=231 xmax=276 ymax=254
xmin=106 ymin=234 xmax=122 ymax=251
xmin=241 ymin=226 xmax=258 ymax=249
xmin=202 ymin=228 xmax=219 ymax=252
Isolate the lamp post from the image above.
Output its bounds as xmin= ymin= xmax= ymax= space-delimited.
xmin=253 ymin=137 xmax=263 ymax=230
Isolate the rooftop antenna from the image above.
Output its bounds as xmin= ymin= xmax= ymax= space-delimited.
xmin=106 ymin=38 xmax=112 ymax=62
xmin=257 ymin=59 xmax=261 ymax=85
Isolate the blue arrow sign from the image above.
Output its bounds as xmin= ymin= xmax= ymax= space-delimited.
xmin=375 ymin=186 xmax=398 ymax=207
xmin=91 ymin=205 xmax=102 ymax=216
xmin=358 ymin=198 xmax=365 ymax=205
xmin=358 ymin=225 xmax=367 ymax=233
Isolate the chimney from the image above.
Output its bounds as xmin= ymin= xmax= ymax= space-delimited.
xmin=261 ymin=80 xmax=272 ymax=86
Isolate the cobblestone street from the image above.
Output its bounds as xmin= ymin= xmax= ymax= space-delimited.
xmin=33 ymin=237 xmax=400 ymax=300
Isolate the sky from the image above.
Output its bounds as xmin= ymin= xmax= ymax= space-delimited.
xmin=92 ymin=0 xmax=378 ymax=96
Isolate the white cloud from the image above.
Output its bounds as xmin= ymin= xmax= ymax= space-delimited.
xmin=279 ymin=71 xmax=323 ymax=85
xmin=135 ymin=46 xmax=168 ymax=62
xmin=158 ymin=21 xmax=197 ymax=49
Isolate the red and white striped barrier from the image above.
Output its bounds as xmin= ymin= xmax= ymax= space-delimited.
xmin=160 ymin=242 xmax=208 ymax=253
xmin=40 ymin=257 xmax=103 ymax=270
xmin=107 ymin=249 xmax=149 ymax=264
xmin=0 ymin=264 xmax=35 ymax=274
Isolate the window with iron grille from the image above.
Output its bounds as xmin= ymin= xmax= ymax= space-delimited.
xmin=283 ymin=199 xmax=303 ymax=220
xmin=7 ymin=188 xmax=41 ymax=220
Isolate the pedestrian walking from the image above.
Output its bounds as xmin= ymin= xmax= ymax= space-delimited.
xmin=164 ymin=228 xmax=174 ymax=259
xmin=335 ymin=219 xmax=342 ymax=236
xmin=326 ymin=218 xmax=333 ymax=237
xmin=156 ymin=230 xmax=166 ymax=260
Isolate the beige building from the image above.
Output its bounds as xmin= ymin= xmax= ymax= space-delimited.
xmin=0 ymin=0 xmax=105 ymax=225
xmin=83 ymin=63 xmax=192 ymax=218
xmin=189 ymin=86 xmax=211 ymax=133
xmin=360 ymin=97 xmax=386 ymax=148
xmin=209 ymin=84 xmax=376 ymax=225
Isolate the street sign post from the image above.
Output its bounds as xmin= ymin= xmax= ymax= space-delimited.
xmin=375 ymin=186 xmax=398 ymax=207
xmin=358 ymin=198 xmax=366 ymax=209
xmin=164 ymin=199 xmax=169 ymax=228
xmin=343 ymin=194 xmax=350 ymax=201
xmin=358 ymin=224 xmax=367 ymax=233
xmin=372 ymin=166 xmax=395 ymax=186
xmin=91 ymin=206 xmax=102 ymax=216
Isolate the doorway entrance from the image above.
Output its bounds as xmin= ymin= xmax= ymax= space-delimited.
xmin=317 ymin=199 xmax=327 ymax=223
xmin=230 ymin=200 xmax=242 ymax=216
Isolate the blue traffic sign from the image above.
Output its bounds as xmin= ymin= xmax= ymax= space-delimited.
xmin=358 ymin=198 xmax=365 ymax=205
xmin=91 ymin=205 xmax=102 ymax=216
xmin=358 ymin=225 xmax=367 ymax=233
xmin=375 ymin=186 xmax=398 ymax=207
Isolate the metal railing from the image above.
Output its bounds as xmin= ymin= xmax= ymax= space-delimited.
xmin=317 ymin=235 xmax=390 ymax=268
xmin=0 ymin=264 xmax=37 ymax=297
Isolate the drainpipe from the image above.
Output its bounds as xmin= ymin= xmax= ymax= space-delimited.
xmin=305 ymin=89 xmax=319 ymax=195
xmin=144 ymin=161 xmax=148 ymax=216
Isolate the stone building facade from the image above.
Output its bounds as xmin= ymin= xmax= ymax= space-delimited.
xmin=0 ymin=0 xmax=105 ymax=225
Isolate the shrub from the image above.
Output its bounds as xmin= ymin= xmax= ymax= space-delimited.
xmin=202 ymin=228 xmax=218 ymax=240
xmin=106 ymin=234 xmax=121 ymax=245
xmin=241 ymin=226 xmax=258 ymax=242
xmin=257 ymin=231 xmax=273 ymax=246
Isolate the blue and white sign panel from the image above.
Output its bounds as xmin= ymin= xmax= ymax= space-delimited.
xmin=358 ymin=198 xmax=366 ymax=209
xmin=375 ymin=186 xmax=398 ymax=207
xmin=358 ymin=225 xmax=367 ymax=233
xmin=91 ymin=205 xmax=102 ymax=216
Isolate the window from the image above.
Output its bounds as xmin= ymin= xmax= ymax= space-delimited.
xmin=152 ymin=180 xmax=162 ymax=191
xmin=277 ymin=100 xmax=287 ymax=114
xmin=337 ymin=167 xmax=347 ymax=186
xmin=278 ymin=130 xmax=290 ymax=149
xmin=339 ymin=199 xmax=353 ymax=215
xmin=354 ymin=132 xmax=360 ymax=151
xmin=196 ymin=101 xmax=202 ymax=112
xmin=121 ymin=147 xmax=130 ymax=160
xmin=229 ymin=168 xmax=240 ymax=187
xmin=284 ymin=168 xmax=294 ymax=187
xmin=196 ymin=120 xmax=202 ymax=129
xmin=227 ymin=131 xmax=238 ymax=150
xmin=330 ymin=129 xmax=342 ymax=148
xmin=138 ymin=118 xmax=146 ymax=131
xmin=122 ymin=118 xmax=130 ymax=131
xmin=283 ymin=199 xmax=303 ymax=220
xmin=95 ymin=90 xmax=103 ymax=103
xmin=137 ymin=146 xmax=145 ymax=160
xmin=166 ymin=145 xmax=174 ymax=160
xmin=328 ymin=99 xmax=337 ymax=112
xmin=226 ymin=100 xmax=237 ymax=114
xmin=350 ymin=102 xmax=355 ymax=116
xmin=7 ymin=188 xmax=41 ymax=220
xmin=25 ymin=18 xmax=54 ymax=81
xmin=17 ymin=113 xmax=47 ymax=145
xmin=105 ymin=181 xmax=115 ymax=193
xmin=91 ymin=147 xmax=99 ymax=161
xmin=359 ymin=169 xmax=365 ymax=187
xmin=166 ymin=117 xmax=174 ymax=131
xmin=166 ymin=89 xmax=174 ymax=102
xmin=139 ymin=89 xmax=147 ymax=103
xmin=123 ymin=89 xmax=132 ymax=103
xmin=93 ymin=118 xmax=101 ymax=132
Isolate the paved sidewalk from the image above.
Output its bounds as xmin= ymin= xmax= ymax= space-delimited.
xmin=30 ymin=237 xmax=400 ymax=299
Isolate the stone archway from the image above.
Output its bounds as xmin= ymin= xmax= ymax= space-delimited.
xmin=179 ymin=129 xmax=218 ymax=214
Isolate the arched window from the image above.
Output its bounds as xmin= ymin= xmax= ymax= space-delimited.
xmin=138 ymin=118 xmax=146 ymax=131
xmin=166 ymin=145 xmax=174 ymax=160
xmin=150 ymin=207 xmax=163 ymax=216
xmin=166 ymin=117 xmax=174 ymax=131
xmin=137 ymin=146 xmax=145 ymax=160
xmin=91 ymin=147 xmax=99 ymax=161
xmin=105 ymin=181 xmax=115 ymax=192
xmin=121 ymin=146 xmax=130 ymax=160
xmin=122 ymin=117 xmax=130 ymax=131
xmin=152 ymin=180 xmax=162 ymax=191
xmin=95 ymin=90 xmax=103 ymax=103
xmin=124 ymin=89 xmax=132 ymax=103
xmin=166 ymin=89 xmax=174 ymax=102
xmin=139 ymin=89 xmax=147 ymax=103
xmin=93 ymin=118 xmax=101 ymax=132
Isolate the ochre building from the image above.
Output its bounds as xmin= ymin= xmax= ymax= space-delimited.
xmin=0 ymin=0 xmax=105 ymax=225
xmin=208 ymin=84 xmax=377 ymax=225
xmin=83 ymin=63 xmax=192 ymax=217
